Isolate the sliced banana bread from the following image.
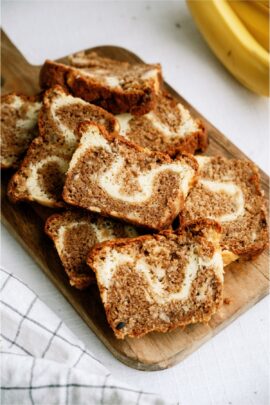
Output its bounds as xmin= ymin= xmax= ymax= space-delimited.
xmin=87 ymin=219 xmax=223 ymax=339
xmin=45 ymin=210 xmax=138 ymax=289
xmin=63 ymin=121 xmax=198 ymax=230
xmin=1 ymin=94 xmax=41 ymax=169
xmin=180 ymin=156 xmax=268 ymax=264
xmin=40 ymin=51 xmax=162 ymax=115
xmin=116 ymin=92 xmax=207 ymax=156
xmin=8 ymin=86 xmax=118 ymax=207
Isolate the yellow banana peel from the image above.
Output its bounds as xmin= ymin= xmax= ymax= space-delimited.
xmin=187 ymin=0 xmax=270 ymax=97
xmin=229 ymin=1 xmax=269 ymax=51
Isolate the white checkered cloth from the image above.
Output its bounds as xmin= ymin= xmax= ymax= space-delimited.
xmin=0 ymin=268 xmax=170 ymax=405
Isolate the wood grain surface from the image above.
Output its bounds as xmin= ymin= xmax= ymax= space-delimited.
xmin=1 ymin=30 xmax=269 ymax=371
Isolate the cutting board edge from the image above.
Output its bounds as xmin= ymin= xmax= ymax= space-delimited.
xmin=2 ymin=213 xmax=269 ymax=371
xmin=1 ymin=32 xmax=269 ymax=371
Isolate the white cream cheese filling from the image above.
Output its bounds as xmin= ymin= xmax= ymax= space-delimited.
xmin=68 ymin=125 xmax=195 ymax=203
xmin=116 ymin=103 xmax=198 ymax=140
xmin=98 ymin=246 xmax=223 ymax=303
xmin=99 ymin=156 xmax=194 ymax=203
xmin=26 ymin=156 xmax=69 ymax=203
xmin=55 ymin=219 xmax=138 ymax=257
xmin=16 ymin=101 xmax=41 ymax=133
xmin=51 ymin=94 xmax=89 ymax=145
xmin=199 ymin=179 xmax=245 ymax=223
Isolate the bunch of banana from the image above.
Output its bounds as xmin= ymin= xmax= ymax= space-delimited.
xmin=187 ymin=0 xmax=269 ymax=97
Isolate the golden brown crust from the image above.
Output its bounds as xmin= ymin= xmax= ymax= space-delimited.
xmin=230 ymin=224 xmax=268 ymax=260
xmin=38 ymin=85 xmax=66 ymax=140
xmin=68 ymin=274 xmax=96 ymax=290
xmin=159 ymin=94 xmax=208 ymax=156
xmin=117 ymin=91 xmax=208 ymax=157
xmin=1 ymin=92 xmax=39 ymax=104
xmin=87 ymin=219 xmax=223 ymax=339
xmin=63 ymin=121 xmax=199 ymax=231
xmin=180 ymin=156 xmax=269 ymax=261
xmin=39 ymin=61 xmax=70 ymax=91
xmin=87 ymin=218 xmax=221 ymax=265
xmin=45 ymin=212 xmax=96 ymax=289
xmin=45 ymin=209 xmax=139 ymax=289
xmin=38 ymin=85 xmax=119 ymax=140
xmin=8 ymin=86 xmax=118 ymax=207
xmin=39 ymin=59 xmax=162 ymax=115
xmin=7 ymin=136 xmax=68 ymax=207
xmin=77 ymin=120 xmax=191 ymax=161
xmin=171 ymin=121 xmax=208 ymax=157
xmin=176 ymin=218 xmax=222 ymax=237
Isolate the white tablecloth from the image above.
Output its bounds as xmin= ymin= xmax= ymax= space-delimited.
xmin=1 ymin=268 xmax=168 ymax=404
xmin=1 ymin=1 xmax=269 ymax=404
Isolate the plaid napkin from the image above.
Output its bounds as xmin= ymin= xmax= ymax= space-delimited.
xmin=0 ymin=268 xmax=168 ymax=405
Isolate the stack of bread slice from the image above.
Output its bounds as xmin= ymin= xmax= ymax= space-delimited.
xmin=2 ymin=51 xmax=268 ymax=339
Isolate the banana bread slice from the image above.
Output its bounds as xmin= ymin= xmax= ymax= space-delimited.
xmin=39 ymin=51 xmax=162 ymax=115
xmin=63 ymin=121 xmax=198 ymax=230
xmin=87 ymin=219 xmax=223 ymax=339
xmin=45 ymin=210 xmax=138 ymax=289
xmin=180 ymin=156 xmax=268 ymax=264
xmin=8 ymin=86 xmax=118 ymax=207
xmin=1 ymin=94 xmax=41 ymax=169
xmin=116 ymin=92 xmax=207 ymax=156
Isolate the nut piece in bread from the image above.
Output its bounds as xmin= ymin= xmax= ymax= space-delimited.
xmin=87 ymin=219 xmax=224 ymax=339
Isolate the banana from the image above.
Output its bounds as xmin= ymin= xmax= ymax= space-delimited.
xmin=229 ymin=1 xmax=269 ymax=51
xmin=258 ymin=1 xmax=269 ymax=10
xmin=187 ymin=0 xmax=269 ymax=97
xmin=254 ymin=1 xmax=270 ymax=13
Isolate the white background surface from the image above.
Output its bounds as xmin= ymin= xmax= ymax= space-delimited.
xmin=1 ymin=1 xmax=269 ymax=404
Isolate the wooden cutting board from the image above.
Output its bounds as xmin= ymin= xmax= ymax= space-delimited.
xmin=1 ymin=30 xmax=269 ymax=371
